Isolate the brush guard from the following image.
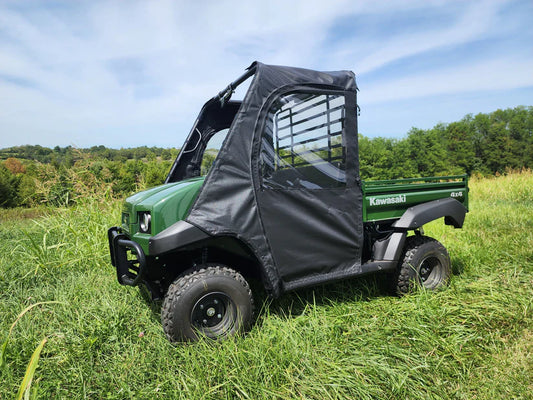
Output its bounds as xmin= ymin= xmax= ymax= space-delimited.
xmin=108 ymin=227 xmax=146 ymax=286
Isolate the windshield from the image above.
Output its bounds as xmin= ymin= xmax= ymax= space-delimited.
xmin=165 ymin=66 xmax=256 ymax=183
xmin=165 ymin=101 xmax=241 ymax=183
xmin=201 ymin=128 xmax=229 ymax=176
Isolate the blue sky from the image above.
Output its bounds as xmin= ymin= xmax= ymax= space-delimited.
xmin=0 ymin=0 xmax=532 ymax=149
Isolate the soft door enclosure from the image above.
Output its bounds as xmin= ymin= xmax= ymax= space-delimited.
xmin=256 ymin=89 xmax=363 ymax=290
xmin=186 ymin=62 xmax=363 ymax=296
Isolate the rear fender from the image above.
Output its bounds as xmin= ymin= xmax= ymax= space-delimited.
xmin=393 ymin=198 xmax=467 ymax=229
xmin=372 ymin=198 xmax=466 ymax=263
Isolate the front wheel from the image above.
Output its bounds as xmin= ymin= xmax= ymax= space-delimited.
xmin=161 ymin=265 xmax=254 ymax=342
xmin=395 ymin=235 xmax=451 ymax=296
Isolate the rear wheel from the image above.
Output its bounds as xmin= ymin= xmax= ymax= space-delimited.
xmin=161 ymin=265 xmax=253 ymax=342
xmin=395 ymin=235 xmax=451 ymax=296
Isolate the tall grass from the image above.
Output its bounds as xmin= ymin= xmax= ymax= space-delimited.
xmin=16 ymin=337 xmax=47 ymax=400
xmin=0 ymin=172 xmax=531 ymax=399
xmin=1 ymin=302 xmax=61 ymax=369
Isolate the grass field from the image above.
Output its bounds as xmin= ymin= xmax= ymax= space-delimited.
xmin=1 ymin=171 xmax=532 ymax=399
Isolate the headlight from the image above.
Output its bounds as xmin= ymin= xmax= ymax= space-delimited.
xmin=139 ymin=212 xmax=151 ymax=233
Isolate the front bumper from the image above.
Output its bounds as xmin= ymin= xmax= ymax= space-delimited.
xmin=108 ymin=227 xmax=147 ymax=286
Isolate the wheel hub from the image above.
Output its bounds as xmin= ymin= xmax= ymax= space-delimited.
xmin=191 ymin=292 xmax=230 ymax=328
xmin=419 ymin=256 xmax=441 ymax=285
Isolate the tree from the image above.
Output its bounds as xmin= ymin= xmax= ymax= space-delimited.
xmin=3 ymin=158 xmax=26 ymax=174
xmin=404 ymin=127 xmax=448 ymax=176
xmin=445 ymin=120 xmax=476 ymax=174
xmin=0 ymin=165 xmax=19 ymax=207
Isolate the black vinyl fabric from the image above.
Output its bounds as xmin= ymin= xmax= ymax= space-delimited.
xmin=186 ymin=62 xmax=362 ymax=296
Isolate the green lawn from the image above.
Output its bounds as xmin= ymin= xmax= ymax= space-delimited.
xmin=1 ymin=172 xmax=532 ymax=399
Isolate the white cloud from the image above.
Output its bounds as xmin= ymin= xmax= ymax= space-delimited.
xmin=355 ymin=1 xmax=502 ymax=74
xmin=362 ymin=57 xmax=533 ymax=104
xmin=0 ymin=0 xmax=531 ymax=147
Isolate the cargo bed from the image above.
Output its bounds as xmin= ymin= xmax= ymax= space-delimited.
xmin=362 ymin=175 xmax=469 ymax=223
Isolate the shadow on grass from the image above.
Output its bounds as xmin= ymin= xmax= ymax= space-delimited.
xmin=264 ymin=273 xmax=394 ymax=319
xmin=451 ymin=256 xmax=467 ymax=275
xmin=138 ymin=285 xmax=163 ymax=319
xmin=262 ymin=254 xmax=469 ymax=320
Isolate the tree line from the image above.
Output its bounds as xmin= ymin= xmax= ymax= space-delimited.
xmin=0 ymin=147 xmax=179 ymax=208
xmin=359 ymin=106 xmax=532 ymax=179
xmin=1 ymin=106 xmax=531 ymax=208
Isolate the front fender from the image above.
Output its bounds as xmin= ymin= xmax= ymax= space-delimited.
xmin=393 ymin=198 xmax=467 ymax=229
xmin=149 ymin=220 xmax=210 ymax=255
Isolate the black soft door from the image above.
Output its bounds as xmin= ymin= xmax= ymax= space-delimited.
xmin=255 ymin=90 xmax=363 ymax=289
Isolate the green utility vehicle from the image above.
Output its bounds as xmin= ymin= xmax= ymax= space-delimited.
xmin=108 ymin=62 xmax=468 ymax=342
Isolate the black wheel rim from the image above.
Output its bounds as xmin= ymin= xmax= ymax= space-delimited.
xmin=191 ymin=292 xmax=236 ymax=337
xmin=418 ymin=256 xmax=443 ymax=288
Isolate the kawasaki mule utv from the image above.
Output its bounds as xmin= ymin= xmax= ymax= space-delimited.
xmin=108 ymin=62 xmax=468 ymax=342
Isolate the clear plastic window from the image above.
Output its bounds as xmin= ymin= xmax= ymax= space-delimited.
xmin=201 ymin=128 xmax=229 ymax=176
xmin=261 ymin=92 xmax=346 ymax=189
